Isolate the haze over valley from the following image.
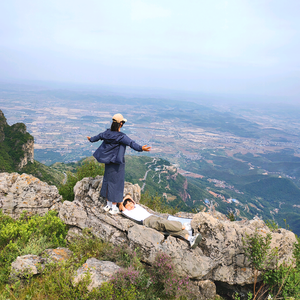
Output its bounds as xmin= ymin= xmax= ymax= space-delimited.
xmin=1 ymin=83 xmax=300 ymax=234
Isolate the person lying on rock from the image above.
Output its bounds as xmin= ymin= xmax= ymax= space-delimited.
xmin=118 ymin=196 xmax=202 ymax=249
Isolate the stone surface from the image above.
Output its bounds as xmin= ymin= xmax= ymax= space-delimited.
xmin=0 ymin=172 xmax=62 ymax=218
xmin=73 ymin=258 xmax=121 ymax=291
xmin=59 ymin=200 xmax=88 ymax=228
xmin=0 ymin=109 xmax=7 ymax=142
xmin=10 ymin=248 xmax=73 ymax=281
xmin=0 ymin=110 xmax=34 ymax=170
xmin=2 ymin=173 xmax=297 ymax=291
xmin=18 ymin=139 xmax=34 ymax=170
xmin=60 ymin=176 xmax=298 ymax=287
xmin=10 ymin=255 xmax=46 ymax=279
xmin=65 ymin=227 xmax=83 ymax=243
xmin=191 ymin=213 xmax=297 ymax=285
xmin=73 ymin=175 xmax=141 ymax=207
xmin=197 ymin=280 xmax=217 ymax=300
xmin=42 ymin=247 xmax=73 ymax=263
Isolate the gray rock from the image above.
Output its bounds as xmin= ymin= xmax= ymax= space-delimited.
xmin=10 ymin=255 xmax=46 ymax=280
xmin=65 ymin=227 xmax=83 ymax=243
xmin=0 ymin=172 xmax=62 ymax=218
xmin=197 ymin=280 xmax=217 ymax=300
xmin=3 ymin=173 xmax=297 ymax=290
xmin=59 ymin=200 xmax=88 ymax=228
xmin=73 ymin=175 xmax=141 ymax=206
xmin=18 ymin=139 xmax=34 ymax=170
xmin=62 ymin=176 xmax=298 ymax=287
xmin=42 ymin=247 xmax=73 ymax=263
xmin=73 ymin=258 xmax=121 ymax=291
xmin=191 ymin=212 xmax=297 ymax=285
xmin=10 ymin=248 xmax=73 ymax=281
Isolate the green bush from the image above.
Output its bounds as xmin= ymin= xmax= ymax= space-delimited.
xmin=265 ymin=219 xmax=279 ymax=231
xmin=59 ymin=160 xmax=104 ymax=201
xmin=0 ymin=226 xmax=199 ymax=300
xmin=68 ymin=229 xmax=112 ymax=265
xmin=140 ymin=191 xmax=179 ymax=215
xmin=241 ymin=230 xmax=300 ymax=299
xmin=0 ymin=210 xmax=67 ymax=285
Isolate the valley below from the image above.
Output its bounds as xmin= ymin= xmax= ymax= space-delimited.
xmin=1 ymin=84 xmax=300 ymax=234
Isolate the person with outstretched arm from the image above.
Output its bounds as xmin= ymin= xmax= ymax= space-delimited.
xmin=87 ymin=113 xmax=151 ymax=214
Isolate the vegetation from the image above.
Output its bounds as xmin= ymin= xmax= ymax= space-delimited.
xmin=58 ymin=159 xmax=104 ymax=201
xmin=140 ymin=191 xmax=179 ymax=215
xmin=179 ymin=148 xmax=300 ymax=235
xmin=0 ymin=210 xmax=67 ymax=285
xmin=20 ymin=160 xmax=64 ymax=186
xmin=235 ymin=230 xmax=300 ymax=300
xmin=125 ymin=156 xmax=194 ymax=213
xmin=0 ymin=111 xmax=34 ymax=172
xmin=0 ymin=215 xmax=197 ymax=300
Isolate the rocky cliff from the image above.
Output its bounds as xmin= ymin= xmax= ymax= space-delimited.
xmin=1 ymin=172 xmax=297 ymax=298
xmin=0 ymin=110 xmax=34 ymax=171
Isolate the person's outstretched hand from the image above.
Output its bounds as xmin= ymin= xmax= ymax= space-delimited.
xmin=87 ymin=136 xmax=91 ymax=141
xmin=142 ymin=145 xmax=151 ymax=151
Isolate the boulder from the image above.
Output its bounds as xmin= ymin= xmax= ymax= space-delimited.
xmin=42 ymin=247 xmax=73 ymax=263
xmin=10 ymin=255 xmax=46 ymax=280
xmin=59 ymin=176 xmax=298 ymax=289
xmin=0 ymin=172 xmax=62 ymax=218
xmin=10 ymin=248 xmax=73 ymax=281
xmin=196 ymin=280 xmax=217 ymax=300
xmin=73 ymin=258 xmax=121 ymax=291
xmin=191 ymin=212 xmax=297 ymax=285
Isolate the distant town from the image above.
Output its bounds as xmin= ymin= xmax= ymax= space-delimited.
xmin=2 ymin=88 xmax=300 ymax=168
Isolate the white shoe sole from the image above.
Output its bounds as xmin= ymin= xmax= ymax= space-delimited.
xmin=103 ymin=205 xmax=111 ymax=212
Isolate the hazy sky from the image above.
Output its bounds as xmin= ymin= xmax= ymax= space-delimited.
xmin=1 ymin=0 xmax=299 ymax=99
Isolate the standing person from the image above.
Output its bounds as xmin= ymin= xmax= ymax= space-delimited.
xmin=87 ymin=113 xmax=151 ymax=214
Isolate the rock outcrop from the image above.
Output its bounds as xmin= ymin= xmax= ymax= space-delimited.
xmin=18 ymin=139 xmax=34 ymax=169
xmin=59 ymin=176 xmax=298 ymax=288
xmin=0 ymin=109 xmax=34 ymax=171
xmin=10 ymin=255 xmax=47 ymax=280
xmin=10 ymin=247 xmax=72 ymax=281
xmin=1 ymin=172 xmax=297 ymax=298
xmin=0 ymin=110 xmax=6 ymax=142
xmin=73 ymin=258 xmax=121 ymax=292
xmin=0 ymin=172 xmax=62 ymax=218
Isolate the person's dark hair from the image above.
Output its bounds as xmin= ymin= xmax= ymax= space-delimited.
xmin=110 ymin=120 xmax=124 ymax=131
xmin=123 ymin=198 xmax=134 ymax=208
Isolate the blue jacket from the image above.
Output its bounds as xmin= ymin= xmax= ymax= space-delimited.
xmin=90 ymin=129 xmax=143 ymax=164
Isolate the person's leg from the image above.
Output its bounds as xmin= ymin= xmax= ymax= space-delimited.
xmin=144 ymin=216 xmax=189 ymax=238
xmin=100 ymin=164 xmax=112 ymax=211
xmin=104 ymin=163 xmax=124 ymax=214
xmin=159 ymin=218 xmax=189 ymax=238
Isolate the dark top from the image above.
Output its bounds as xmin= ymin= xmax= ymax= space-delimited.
xmin=89 ymin=129 xmax=143 ymax=164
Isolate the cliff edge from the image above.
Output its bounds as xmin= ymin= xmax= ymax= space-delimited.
xmin=0 ymin=110 xmax=34 ymax=171
xmin=0 ymin=172 xmax=298 ymax=298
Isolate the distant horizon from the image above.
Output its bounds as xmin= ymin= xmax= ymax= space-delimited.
xmin=0 ymin=78 xmax=299 ymax=107
xmin=1 ymin=1 xmax=299 ymax=102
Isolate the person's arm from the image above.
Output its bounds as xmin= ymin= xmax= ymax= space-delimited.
xmin=119 ymin=135 xmax=151 ymax=152
xmin=87 ymin=132 xmax=104 ymax=143
xmin=119 ymin=202 xmax=126 ymax=211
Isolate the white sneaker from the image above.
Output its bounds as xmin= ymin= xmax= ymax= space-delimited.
xmin=189 ymin=233 xmax=202 ymax=249
xmin=109 ymin=207 xmax=120 ymax=215
xmin=183 ymin=222 xmax=192 ymax=232
xmin=103 ymin=205 xmax=111 ymax=212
